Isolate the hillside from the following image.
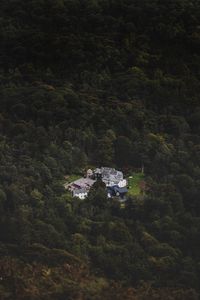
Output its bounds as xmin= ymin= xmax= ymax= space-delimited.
xmin=0 ymin=0 xmax=200 ymax=299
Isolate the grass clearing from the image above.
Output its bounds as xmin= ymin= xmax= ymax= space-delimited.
xmin=63 ymin=174 xmax=82 ymax=189
xmin=63 ymin=174 xmax=82 ymax=196
xmin=127 ymin=172 xmax=145 ymax=196
xmin=67 ymin=174 xmax=82 ymax=183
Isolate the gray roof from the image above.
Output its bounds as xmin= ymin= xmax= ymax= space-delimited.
xmin=73 ymin=188 xmax=88 ymax=195
xmin=72 ymin=178 xmax=95 ymax=188
xmin=101 ymin=167 xmax=123 ymax=181
xmin=114 ymin=186 xmax=128 ymax=194
xmin=108 ymin=186 xmax=128 ymax=193
xmin=94 ymin=168 xmax=101 ymax=174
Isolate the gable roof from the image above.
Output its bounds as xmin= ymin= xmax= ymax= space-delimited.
xmin=101 ymin=167 xmax=123 ymax=181
xmin=108 ymin=186 xmax=128 ymax=194
xmin=73 ymin=188 xmax=88 ymax=195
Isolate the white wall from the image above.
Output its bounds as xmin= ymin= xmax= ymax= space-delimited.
xmin=118 ymin=179 xmax=127 ymax=188
xmin=78 ymin=193 xmax=87 ymax=199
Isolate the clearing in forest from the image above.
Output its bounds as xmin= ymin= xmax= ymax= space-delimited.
xmin=128 ymin=172 xmax=145 ymax=196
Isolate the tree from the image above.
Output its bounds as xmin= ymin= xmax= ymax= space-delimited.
xmin=0 ymin=188 xmax=6 ymax=213
xmin=97 ymin=130 xmax=116 ymax=166
xmin=88 ymin=178 xmax=108 ymax=209
xmin=114 ymin=136 xmax=132 ymax=167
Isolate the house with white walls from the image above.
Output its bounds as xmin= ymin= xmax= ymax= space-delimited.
xmin=94 ymin=167 xmax=127 ymax=188
xmin=66 ymin=167 xmax=128 ymax=200
xmin=73 ymin=188 xmax=88 ymax=199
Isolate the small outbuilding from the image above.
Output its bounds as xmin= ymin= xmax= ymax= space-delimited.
xmin=107 ymin=186 xmax=128 ymax=199
xmin=73 ymin=188 xmax=88 ymax=199
xmin=86 ymin=169 xmax=93 ymax=178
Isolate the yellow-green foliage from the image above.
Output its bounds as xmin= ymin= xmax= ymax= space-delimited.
xmin=128 ymin=173 xmax=145 ymax=196
xmin=68 ymin=174 xmax=81 ymax=183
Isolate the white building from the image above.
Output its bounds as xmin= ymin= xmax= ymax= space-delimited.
xmin=86 ymin=169 xmax=93 ymax=178
xmin=68 ymin=167 xmax=127 ymax=200
xmin=94 ymin=167 xmax=126 ymax=187
xmin=73 ymin=188 xmax=88 ymax=199
xmin=118 ymin=179 xmax=127 ymax=188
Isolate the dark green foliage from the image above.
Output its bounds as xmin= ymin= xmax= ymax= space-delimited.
xmin=0 ymin=0 xmax=200 ymax=298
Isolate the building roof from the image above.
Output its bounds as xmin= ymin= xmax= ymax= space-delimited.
xmin=116 ymin=187 xmax=128 ymax=194
xmin=73 ymin=188 xmax=88 ymax=195
xmin=72 ymin=178 xmax=95 ymax=189
xmin=108 ymin=186 xmax=128 ymax=194
xmin=94 ymin=168 xmax=101 ymax=174
xmin=101 ymin=167 xmax=123 ymax=181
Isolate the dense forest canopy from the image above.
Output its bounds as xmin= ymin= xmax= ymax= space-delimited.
xmin=0 ymin=0 xmax=200 ymax=299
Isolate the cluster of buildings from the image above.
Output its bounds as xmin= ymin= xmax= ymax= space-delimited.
xmin=66 ymin=167 xmax=128 ymax=200
xmin=67 ymin=177 xmax=95 ymax=199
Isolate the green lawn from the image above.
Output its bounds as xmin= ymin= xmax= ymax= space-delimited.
xmin=67 ymin=174 xmax=81 ymax=183
xmin=127 ymin=172 xmax=145 ymax=196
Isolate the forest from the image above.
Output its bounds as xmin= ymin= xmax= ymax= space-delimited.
xmin=0 ymin=0 xmax=200 ymax=299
